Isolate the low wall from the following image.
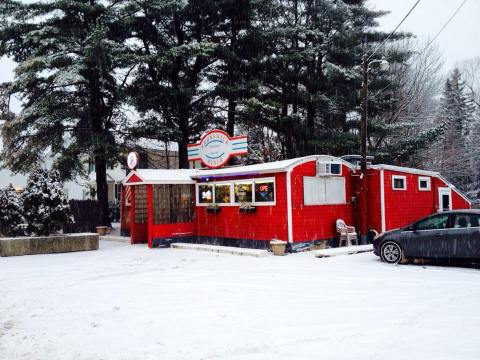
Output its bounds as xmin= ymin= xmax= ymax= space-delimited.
xmin=0 ymin=233 xmax=99 ymax=257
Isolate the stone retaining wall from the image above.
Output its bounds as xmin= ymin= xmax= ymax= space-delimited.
xmin=0 ymin=233 xmax=99 ymax=257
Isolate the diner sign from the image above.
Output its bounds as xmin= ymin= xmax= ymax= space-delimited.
xmin=188 ymin=129 xmax=248 ymax=169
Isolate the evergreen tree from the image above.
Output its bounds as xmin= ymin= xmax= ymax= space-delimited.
xmin=0 ymin=185 xmax=27 ymax=237
xmin=239 ymin=0 xmax=407 ymax=158
xmin=0 ymin=0 xmax=132 ymax=226
xmin=435 ymin=69 xmax=475 ymax=192
xmin=22 ymin=168 xmax=73 ymax=236
xmin=125 ymin=0 xmax=225 ymax=168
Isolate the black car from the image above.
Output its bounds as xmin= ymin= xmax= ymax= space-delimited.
xmin=373 ymin=210 xmax=480 ymax=264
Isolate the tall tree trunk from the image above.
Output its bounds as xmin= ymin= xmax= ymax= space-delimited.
xmin=95 ymin=155 xmax=110 ymax=227
xmin=178 ymin=122 xmax=189 ymax=169
xmin=226 ymin=97 xmax=236 ymax=136
xmin=306 ymin=101 xmax=315 ymax=154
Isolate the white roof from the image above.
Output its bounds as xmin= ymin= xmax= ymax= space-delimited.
xmin=191 ymin=155 xmax=354 ymax=178
xmin=369 ymin=164 xmax=440 ymax=177
xmin=123 ymin=169 xmax=197 ymax=185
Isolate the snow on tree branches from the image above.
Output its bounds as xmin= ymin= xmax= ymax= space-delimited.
xmin=22 ymin=168 xmax=73 ymax=236
xmin=0 ymin=185 xmax=27 ymax=237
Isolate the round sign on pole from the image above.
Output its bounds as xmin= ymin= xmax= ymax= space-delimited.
xmin=127 ymin=152 xmax=139 ymax=170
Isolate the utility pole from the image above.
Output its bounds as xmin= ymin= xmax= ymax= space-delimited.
xmin=358 ymin=54 xmax=369 ymax=243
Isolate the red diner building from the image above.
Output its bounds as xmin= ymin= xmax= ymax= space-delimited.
xmin=121 ymin=154 xmax=471 ymax=249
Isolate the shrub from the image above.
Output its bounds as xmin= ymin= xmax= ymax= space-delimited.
xmin=0 ymin=185 xmax=27 ymax=237
xmin=22 ymin=168 xmax=73 ymax=236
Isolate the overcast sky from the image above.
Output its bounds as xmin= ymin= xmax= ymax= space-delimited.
xmin=369 ymin=0 xmax=480 ymax=69
xmin=1 ymin=0 xmax=479 ymax=113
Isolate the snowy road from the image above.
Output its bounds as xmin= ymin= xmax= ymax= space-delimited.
xmin=1 ymin=241 xmax=480 ymax=360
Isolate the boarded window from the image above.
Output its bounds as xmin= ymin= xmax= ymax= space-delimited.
xmin=303 ymin=177 xmax=346 ymax=205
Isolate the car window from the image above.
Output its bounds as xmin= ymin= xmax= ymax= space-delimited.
xmin=415 ymin=214 xmax=450 ymax=231
xmin=453 ymin=214 xmax=480 ymax=228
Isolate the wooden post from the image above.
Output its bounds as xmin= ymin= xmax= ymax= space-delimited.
xmin=130 ymin=186 xmax=136 ymax=244
xmin=147 ymin=184 xmax=153 ymax=248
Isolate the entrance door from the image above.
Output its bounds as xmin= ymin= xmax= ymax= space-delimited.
xmin=438 ymin=187 xmax=452 ymax=212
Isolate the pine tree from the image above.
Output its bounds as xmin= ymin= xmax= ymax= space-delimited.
xmin=435 ymin=69 xmax=475 ymax=192
xmin=125 ymin=0 xmax=225 ymax=168
xmin=22 ymin=169 xmax=73 ymax=236
xmin=239 ymin=0 xmax=408 ymax=158
xmin=0 ymin=0 xmax=132 ymax=226
xmin=0 ymin=185 xmax=27 ymax=237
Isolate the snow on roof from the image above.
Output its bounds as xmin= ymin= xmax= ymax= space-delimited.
xmin=369 ymin=164 xmax=440 ymax=177
xmin=191 ymin=155 xmax=354 ymax=178
xmin=123 ymin=169 xmax=197 ymax=185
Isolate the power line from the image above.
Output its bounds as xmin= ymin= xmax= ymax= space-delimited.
xmin=425 ymin=0 xmax=467 ymax=49
xmin=368 ymin=0 xmax=421 ymax=61
xmin=371 ymin=0 xmax=469 ymax=105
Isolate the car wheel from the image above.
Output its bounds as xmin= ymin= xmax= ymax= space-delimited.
xmin=380 ymin=241 xmax=404 ymax=264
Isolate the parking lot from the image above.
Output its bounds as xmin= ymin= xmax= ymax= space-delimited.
xmin=1 ymin=241 xmax=480 ymax=360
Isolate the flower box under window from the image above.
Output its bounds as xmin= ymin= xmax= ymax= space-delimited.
xmin=239 ymin=203 xmax=256 ymax=213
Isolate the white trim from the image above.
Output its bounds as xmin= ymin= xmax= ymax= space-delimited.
xmin=418 ymin=176 xmax=431 ymax=191
xmin=436 ymin=175 xmax=471 ymax=205
xmin=392 ymin=175 xmax=407 ymax=191
xmin=286 ymin=169 xmax=293 ymax=243
xmin=438 ymin=187 xmax=452 ymax=212
xmin=380 ymin=169 xmax=386 ymax=233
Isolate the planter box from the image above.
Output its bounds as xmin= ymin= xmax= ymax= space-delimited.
xmin=239 ymin=206 xmax=256 ymax=213
xmin=0 ymin=233 xmax=99 ymax=257
xmin=270 ymin=239 xmax=287 ymax=256
xmin=206 ymin=207 xmax=221 ymax=213
xmin=96 ymin=226 xmax=108 ymax=235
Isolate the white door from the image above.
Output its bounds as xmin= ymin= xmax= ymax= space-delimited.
xmin=438 ymin=187 xmax=452 ymax=212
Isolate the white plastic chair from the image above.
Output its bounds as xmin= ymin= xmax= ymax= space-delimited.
xmin=336 ymin=219 xmax=358 ymax=247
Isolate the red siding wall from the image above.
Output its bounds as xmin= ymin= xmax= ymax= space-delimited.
xmin=150 ymin=222 xmax=196 ymax=243
xmin=366 ymin=170 xmax=382 ymax=233
xmin=383 ymin=170 xmax=471 ymax=231
xmin=195 ymin=173 xmax=288 ymax=241
xmin=384 ymin=170 xmax=437 ymax=230
xmin=290 ymin=161 xmax=354 ymax=242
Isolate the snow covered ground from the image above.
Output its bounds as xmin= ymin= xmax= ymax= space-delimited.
xmin=1 ymin=241 xmax=480 ymax=360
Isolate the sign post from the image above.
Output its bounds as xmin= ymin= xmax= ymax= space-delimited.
xmin=187 ymin=130 xmax=248 ymax=169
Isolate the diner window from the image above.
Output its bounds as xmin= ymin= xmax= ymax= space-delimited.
xmin=134 ymin=185 xmax=148 ymax=224
xmin=392 ymin=175 xmax=406 ymax=190
xmin=234 ymin=181 xmax=253 ymax=203
xmin=215 ymin=183 xmax=231 ymax=204
xmin=418 ymin=176 xmax=431 ymax=191
xmin=198 ymin=184 xmax=214 ymax=204
xmin=154 ymin=184 xmax=193 ymax=224
xmin=254 ymin=180 xmax=275 ymax=203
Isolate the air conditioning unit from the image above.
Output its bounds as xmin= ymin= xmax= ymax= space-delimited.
xmin=316 ymin=160 xmax=342 ymax=176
